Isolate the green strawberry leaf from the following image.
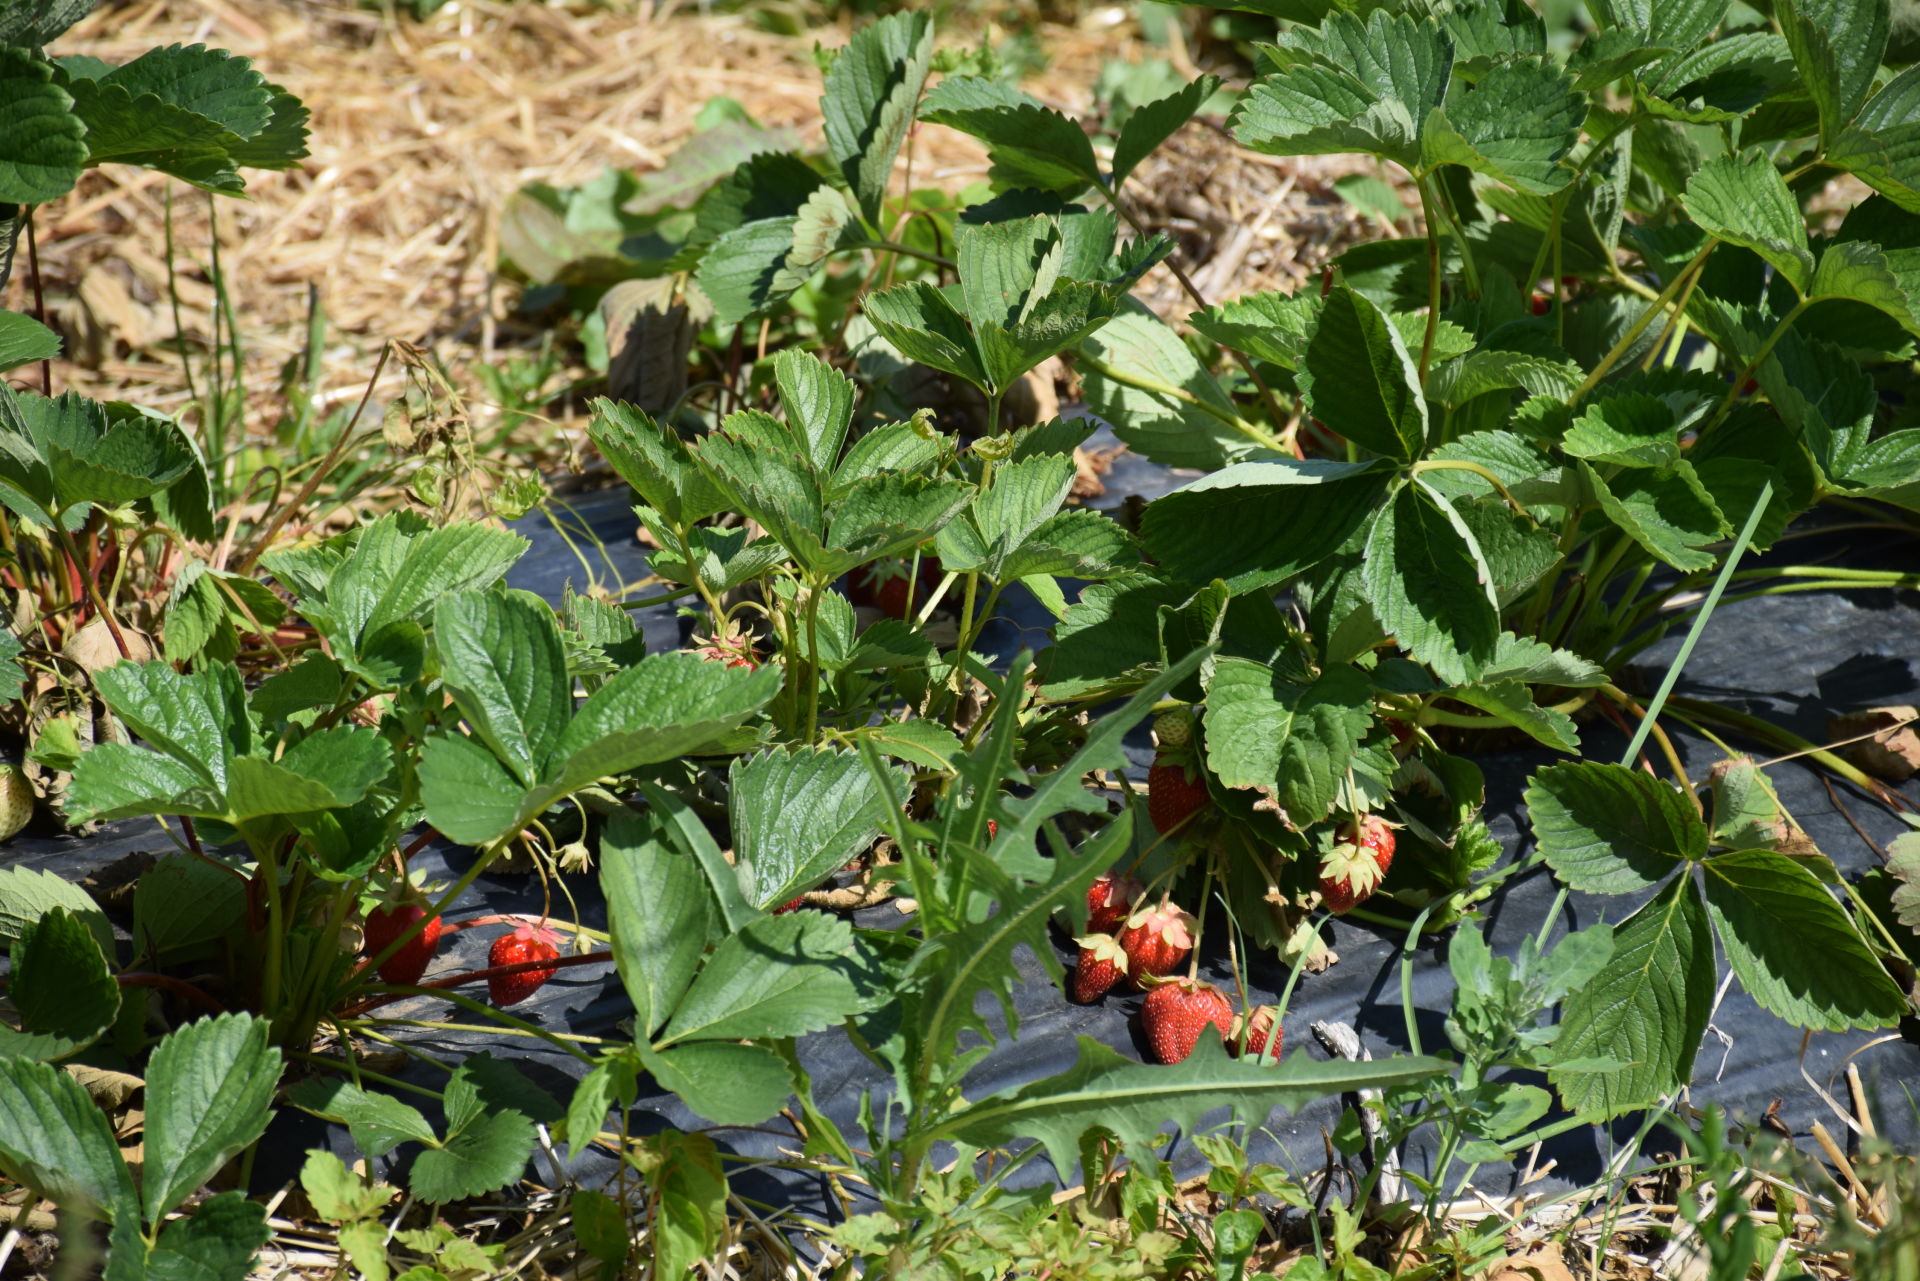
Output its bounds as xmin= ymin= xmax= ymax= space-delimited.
xmin=407 ymin=1054 xmax=556 ymax=1204
xmin=1079 ymin=303 xmax=1256 ymax=470
xmin=1562 ymin=394 xmax=1681 ymax=467
xmin=1681 ymin=151 xmax=1813 ymax=291
xmin=1700 ymin=850 xmax=1908 ymax=1030
xmin=1549 ymin=875 xmax=1715 ymax=1119
xmin=421 ymin=652 xmax=781 ymax=847
xmin=1143 ymin=459 xmax=1394 ymax=594
xmin=1830 ymin=65 xmax=1920 ymax=213
xmin=1420 ymin=59 xmax=1583 ymax=195
xmin=0 ymin=907 xmax=118 ymax=1062
xmin=1237 ymin=12 xmax=1451 ymax=171
xmin=586 ymin=399 xmax=730 ymax=526
xmin=140 ymin=1014 xmax=281 ymax=1222
xmin=1809 ymin=239 xmax=1920 ymax=337
xmin=0 ymin=49 xmax=86 ymax=203
xmin=1203 ymin=658 xmax=1372 ymax=825
xmin=1360 ymin=482 xmax=1499 ymax=685
xmin=141 ymin=1190 xmax=271 ymax=1281
xmin=919 ymin=77 xmax=1101 ymax=195
xmin=822 ymin=11 xmax=934 ymax=225
xmin=655 ymin=910 xmax=870 ymax=1046
xmin=1186 ymin=290 xmax=1322 ymax=370
xmin=602 ymin=811 xmax=715 ymax=1040
xmin=1779 ymin=0 xmax=1885 ymax=151
xmin=729 ymin=747 xmax=902 ymax=910
xmin=1582 ymin=458 xmax=1728 ymax=571
xmin=433 ymin=591 xmax=570 ymax=788
xmin=640 ymin=1041 xmax=797 ymax=1127
xmin=0 ymin=1 xmax=96 ymax=46
xmin=1524 ymin=761 xmax=1705 ymax=893
xmin=0 ymin=1055 xmax=135 ymax=1214
xmin=1112 ymin=74 xmax=1221 ymax=185
xmin=1446 ymin=679 xmax=1581 ymax=752
xmin=0 ymin=308 xmax=60 ymax=373
xmin=1299 ymin=286 xmax=1427 ymax=461
xmin=130 ymin=854 xmax=248 ymax=966
xmin=288 ymin=1079 xmax=437 ymax=1159
xmin=775 ymin=346 xmax=857 ymax=473
xmin=0 ymin=865 xmax=115 ymax=954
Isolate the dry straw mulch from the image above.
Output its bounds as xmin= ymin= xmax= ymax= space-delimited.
xmin=22 ymin=0 xmax=1371 ymax=460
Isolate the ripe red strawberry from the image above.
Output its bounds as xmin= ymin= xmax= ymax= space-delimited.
xmin=1141 ymin=979 xmax=1234 ymax=1064
xmin=1240 ymin=1005 xmax=1283 ymax=1061
xmin=1530 ymin=292 xmax=1551 ymax=316
xmin=1117 ymin=900 xmax=1195 ymax=989
xmin=1086 ymin=872 xmax=1142 ymax=935
xmin=1070 ymin=934 xmax=1128 ymax=1003
xmin=1318 ymin=814 xmax=1397 ymax=914
xmin=488 ymin=923 xmax=562 ymax=1006
xmin=772 ymin=896 xmax=806 ymax=915
xmin=1146 ymin=756 xmax=1208 ymax=837
xmin=365 ymin=902 xmax=442 ymax=986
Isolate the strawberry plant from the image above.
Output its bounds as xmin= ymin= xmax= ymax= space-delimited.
xmin=3 ymin=0 xmax=1919 ymax=1273
xmin=0 ymin=1013 xmax=281 ymax=1278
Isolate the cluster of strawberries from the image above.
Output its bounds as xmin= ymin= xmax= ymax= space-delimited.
xmin=363 ymin=903 xmax=563 ymax=1007
xmin=1068 ymin=873 xmax=1282 ymax=1067
xmin=1146 ymin=708 xmax=1400 ymax=916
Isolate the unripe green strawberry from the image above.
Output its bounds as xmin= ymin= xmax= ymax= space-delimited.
xmin=1153 ymin=707 xmax=1196 ymax=750
xmin=0 ymin=764 xmax=32 ymax=842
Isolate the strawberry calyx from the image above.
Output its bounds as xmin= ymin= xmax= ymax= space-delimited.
xmin=1120 ymin=900 xmax=1194 ymax=952
xmin=691 ymin=619 xmax=760 ymax=669
xmin=1318 ymin=838 xmax=1388 ymax=899
xmin=506 ymin=922 xmax=562 ymax=950
xmin=1073 ymin=933 xmax=1129 ymax=970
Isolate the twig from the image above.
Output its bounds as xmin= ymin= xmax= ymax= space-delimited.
xmin=1309 ymin=1020 xmax=1400 ymax=1202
